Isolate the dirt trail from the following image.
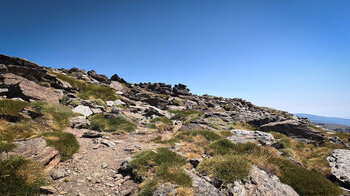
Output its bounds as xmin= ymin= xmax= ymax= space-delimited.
xmin=48 ymin=128 xmax=160 ymax=196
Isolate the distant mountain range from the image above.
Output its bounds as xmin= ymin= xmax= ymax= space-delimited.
xmin=296 ymin=113 xmax=350 ymax=127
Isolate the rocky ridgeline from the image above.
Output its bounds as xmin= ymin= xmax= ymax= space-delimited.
xmin=1 ymin=54 xmax=350 ymax=196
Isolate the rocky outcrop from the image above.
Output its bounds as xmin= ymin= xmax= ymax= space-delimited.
xmin=327 ymin=149 xmax=350 ymax=188
xmin=227 ymin=166 xmax=299 ymax=196
xmin=227 ymin=129 xmax=275 ymax=146
xmin=0 ymin=73 xmax=63 ymax=103
xmin=259 ymin=120 xmax=325 ymax=141
xmin=111 ymin=73 xmax=127 ymax=83
xmin=87 ymin=70 xmax=110 ymax=83
xmin=173 ymin=83 xmax=190 ymax=96
xmin=0 ymin=54 xmax=47 ymax=82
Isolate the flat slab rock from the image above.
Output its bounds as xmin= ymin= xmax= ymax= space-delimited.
xmin=327 ymin=149 xmax=350 ymax=187
xmin=1 ymin=138 xmax=59 ymax=165
xmin=227 ymin=129 xmax=275 ymax=146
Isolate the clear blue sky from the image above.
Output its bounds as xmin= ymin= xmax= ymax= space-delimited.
xmin=1 ymin=0 xmax=349 ymax=118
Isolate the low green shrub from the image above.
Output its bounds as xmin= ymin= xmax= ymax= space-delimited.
xmin=0 ymin=156 xmax=46 ymax=195
xmin=52 ymin=72 xmax=117 ymax=101
xmin=42 ymin=132 xmax=80 ymax=161
xmin=197 ymin=155 xmax=252 ymax=183
xmin=89 ymin=114 xmax=136 ymax=133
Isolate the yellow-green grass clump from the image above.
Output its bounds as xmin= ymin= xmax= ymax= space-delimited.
xmin=197 ymin=155 xmax=252 ymax=183
xmin=128 ymin=148 xmax=192 ymax=194
xmin=32 ymin=101 xmax=76 ymax=131
xmin=0 ymin=156 xmax=46 ymax=195
xmin=89 ymin=114 xmax=137 ymax=133
xmin=0 ymin=99 xmax=29 ymax=121
xmin=51 ymin=72 xmax=117 ymax=101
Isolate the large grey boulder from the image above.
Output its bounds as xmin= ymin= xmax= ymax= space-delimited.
xmin=228 ymin=166 xmax=299 ymax=196
xmin=259 ymin=120 xmax=325 ymax=141
xmin=327 ymin=149 xmax=350 ymax=187
xmin=227 ymin=129 xmax=275 ymax=146
xmin=73 ymin=105 xmax=93 ymax=117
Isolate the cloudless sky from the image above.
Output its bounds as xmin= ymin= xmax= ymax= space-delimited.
xmin=1 ymin=0 xmax=349 ymax=118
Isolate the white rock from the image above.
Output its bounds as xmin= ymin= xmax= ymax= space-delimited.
xmin=73 ymin=105 xmax=93 ymax=117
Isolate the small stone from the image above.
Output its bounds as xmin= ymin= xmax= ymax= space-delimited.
xmin=51 ymin=169 xmax=68 ymax=180
xmin=101 ymin=164 xmax=108 ymax=169
xmin=82 ymin=130 xmax=102 ymax=138
xmin=101 ymin=139 xmax=116 ymax=147
xmin=40 ymin=185 xmax=56 ymax=194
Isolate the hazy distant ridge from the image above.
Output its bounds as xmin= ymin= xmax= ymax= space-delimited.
xmin=296 ymin=113 xmax=350 ymax=126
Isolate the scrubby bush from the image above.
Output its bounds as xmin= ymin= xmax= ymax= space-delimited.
xmin=198 ymin=155 xmax=252 ymax=183
xmin=52 ymin=72 xmax=117 ymax=101
xmin=89 ymin=114 xmax=136 ymax=133
xmin=42 ymin=132 xmax=80 ymax=161
xmin=129 ymin=148 xmax=191 ymax=194
xmin=0 ymin=156 xmax=46 ymax=195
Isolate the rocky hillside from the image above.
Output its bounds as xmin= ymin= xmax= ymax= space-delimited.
xmin=1 ymin=54 xmax=350 ymax=196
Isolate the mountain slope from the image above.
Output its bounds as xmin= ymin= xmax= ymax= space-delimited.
xmin=0 ymin=54 xmax=349 ymax=196
xmin=296 ymin=113 xmax=350 ymax=126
